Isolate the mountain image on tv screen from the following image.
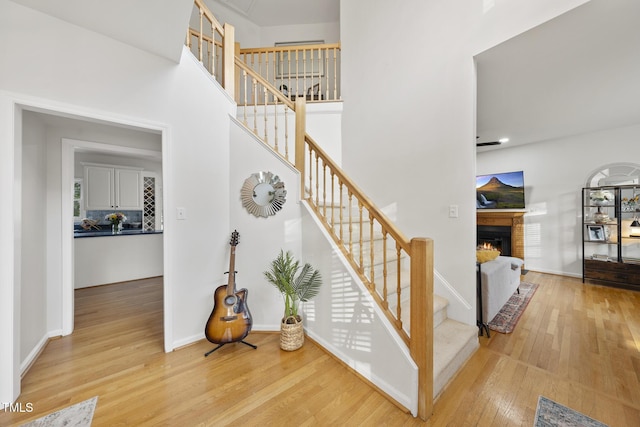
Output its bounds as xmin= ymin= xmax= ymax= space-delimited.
xmin=476 ymin=171 xmax=525 ymax=209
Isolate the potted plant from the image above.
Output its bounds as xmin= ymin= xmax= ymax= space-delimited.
xmin=264 ymin=250 xmax=322 ymax=351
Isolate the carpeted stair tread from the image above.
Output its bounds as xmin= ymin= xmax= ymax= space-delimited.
xmin=433 ymin=318 xmax=479 ymax=398
xmin=332 ymin=222 xmax=385 ymax=242
xmin=388 ymin=293 xmax=450 ymax=332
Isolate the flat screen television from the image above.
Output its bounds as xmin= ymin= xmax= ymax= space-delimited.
xmin=476 ymin=170 xmax=525 ymax=209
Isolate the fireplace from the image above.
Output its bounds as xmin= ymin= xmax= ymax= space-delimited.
xmin=477 ymin=225 xmax=511 ymax=256
xmin=477 ymin=211 xmax=525 ymax=265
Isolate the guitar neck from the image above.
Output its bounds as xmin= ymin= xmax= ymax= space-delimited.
xmin=227 ymin=245 xmax=236 ymax=295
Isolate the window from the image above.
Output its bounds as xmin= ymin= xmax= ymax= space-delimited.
xmin=73 ymin=179 xmax=83 ymax=220
xmin=586 ymin=163 xmax=640 ymax=187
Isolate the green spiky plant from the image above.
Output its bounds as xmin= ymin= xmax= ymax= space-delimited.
xmin=264 ymin=250 xmax=322 ymax=323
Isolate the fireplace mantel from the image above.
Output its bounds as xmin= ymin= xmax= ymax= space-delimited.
xmin=477 ymin=211 xmax=525 ymax=263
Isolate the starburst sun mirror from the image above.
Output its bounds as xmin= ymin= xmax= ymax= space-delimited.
xmin=241 ymin=171 xmax=287 ymax=217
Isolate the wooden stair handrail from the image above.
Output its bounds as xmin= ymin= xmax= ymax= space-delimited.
xmin=194 ymin=0 xmax=224 ymax=35
xmin=240 ymin=42 xmax=341 ymax=54
xmin=303 ymin=134 xmax=411 ymax=252
xmin=234 ymin=56 xmax=295 ymax=110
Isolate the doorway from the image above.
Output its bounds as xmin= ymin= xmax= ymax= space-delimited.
xmin=13 ymin=107 xmax=168 ymax=402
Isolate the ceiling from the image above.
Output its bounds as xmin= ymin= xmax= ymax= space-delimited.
xmin=211 ymin=0 xmax=340 ymax=26
xmin=476 ymin=0 xmax=640 ymax=151
xmin=11 ymin=0 xmax=192 ymax=62
xmin=26 ymin=110 xmax=162 ymax=161
xmin=12 ymin=0 xmax=638 ymax=153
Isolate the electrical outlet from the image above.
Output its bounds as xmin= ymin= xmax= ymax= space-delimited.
xmin=449 ymin=205 xmax=459 ymax=218
xmin=177 ymin=207 xmax=187 ymax=220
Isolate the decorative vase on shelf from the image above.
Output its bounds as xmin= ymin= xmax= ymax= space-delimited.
xmin=593 ymin=207 xmax=609 ymax=224
xmin=112 ymin=223 xmax=120 ymax=234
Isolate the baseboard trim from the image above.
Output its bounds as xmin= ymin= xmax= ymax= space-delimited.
xmin=526 ymin=268 xmax=581 ymax=278
xmin=20 ymin=331 xmax=62 ymax=378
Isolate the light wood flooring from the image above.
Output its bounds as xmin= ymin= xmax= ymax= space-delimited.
xmin=2 ymin=272 xmax=640 ymax=426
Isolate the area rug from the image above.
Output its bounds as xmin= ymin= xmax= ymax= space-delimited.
xmin=488 ymin=281 xmax=538 ymax=333
xmin=534 ymin=396 xmax=608 ymax=426
xmin=20 ymin=396 xmax=97 ymax=427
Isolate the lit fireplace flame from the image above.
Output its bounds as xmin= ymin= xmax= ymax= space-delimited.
xmin=478 ymin=242 xmax=499 ymax=252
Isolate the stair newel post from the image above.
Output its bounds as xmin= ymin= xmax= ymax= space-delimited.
xmin=222 ymin=23 xmax=235 ymax=98
xmin=295 ymin=96 xmax=306 ymax=199
xmin=410 ymin=237 xmax=434 ymax=421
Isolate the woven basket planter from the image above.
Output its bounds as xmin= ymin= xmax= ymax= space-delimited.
xmin=280 ymin=315 xmax=304 ymax=351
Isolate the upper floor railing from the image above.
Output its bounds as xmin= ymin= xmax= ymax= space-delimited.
xmin=188 ymin=0 xmax=432 ymax=419
xmin=187 ymin=0 xmax=234 ymax=95
xmin=239 ymin=43 xmax=341 ymax=103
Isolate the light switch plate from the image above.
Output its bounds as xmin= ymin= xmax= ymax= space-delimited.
xmin=177 ymin=207 xmax=187 ymax=220
xmin=449 ymin=205 xmax=459 ymax=218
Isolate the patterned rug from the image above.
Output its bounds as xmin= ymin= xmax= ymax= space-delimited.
xmin=20 ymin=396 xmax=97 ymax=427
xmin=488 ymin=281 xmax=538 ymax=333
xmin=535 ymin=396 xmax=608 ymax=426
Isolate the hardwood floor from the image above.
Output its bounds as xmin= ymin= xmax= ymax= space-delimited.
xmin=2 ymin=272 xmax=639 ymax=426
xmin=431 ymin=272 xmax=640 ymax=426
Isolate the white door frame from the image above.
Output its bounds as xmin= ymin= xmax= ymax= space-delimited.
xmin=1 ymin=92 xmax=171 ymax=404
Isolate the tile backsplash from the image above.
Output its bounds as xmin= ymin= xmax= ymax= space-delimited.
xmin=77 ymin=210 xmax=143 ymax=229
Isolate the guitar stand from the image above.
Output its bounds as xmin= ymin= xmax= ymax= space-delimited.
xmin=204 ymin=340 xmax=257 ymax=357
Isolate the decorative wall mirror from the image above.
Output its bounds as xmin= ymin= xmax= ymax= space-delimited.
xmin=241 ymin=171 xmax=287 ymax=217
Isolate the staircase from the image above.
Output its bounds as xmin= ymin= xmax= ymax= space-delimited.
xmin=329 ymin=202 xmax=478 ymax=398
xmin=432 ymin=295 xmax=478 ymax=397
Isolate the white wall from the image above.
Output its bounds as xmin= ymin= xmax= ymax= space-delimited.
xmin=306 ymin=102 xmax=343 ymax=165
xmin=204 ymin=0 xmax=339 ymax=48
xmin=20 ymin=110 xmax=48 ymax=369
xmin=0 ymin=0 xmax=234 ymax=402
xmin=260 ymin=22 xmax=340 ymax=46
xmin=477 ymin=123 xmax=640 ymax=276
xmin=204 ymin=0 xmax=261 ymax=47
xmin=339 ymin=0 xmax=590 ymax=325
xmin=227 ymin=119 xmax=302 ymax=332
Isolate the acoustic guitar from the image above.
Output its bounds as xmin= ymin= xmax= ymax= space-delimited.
xmin=204 ymin=230 xmax=254 ymax=351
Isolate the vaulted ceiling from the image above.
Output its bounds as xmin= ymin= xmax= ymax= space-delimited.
xmin=11 ymin=0 xmax=638 ymax=153
xmin=476 ymin=0 xmax=640 ymax=151
xmin=211 ymin=0 xmax=339 ymax=26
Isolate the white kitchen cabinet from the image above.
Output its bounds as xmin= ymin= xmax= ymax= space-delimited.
xmin=115 ymin=168 xmax=143 ymax=209
xmin=84 ymin=164 xmax=143 ymax=210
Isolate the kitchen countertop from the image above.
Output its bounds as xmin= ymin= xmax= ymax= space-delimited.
xmin=74 ymin=229 xmax=163 ymax=238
